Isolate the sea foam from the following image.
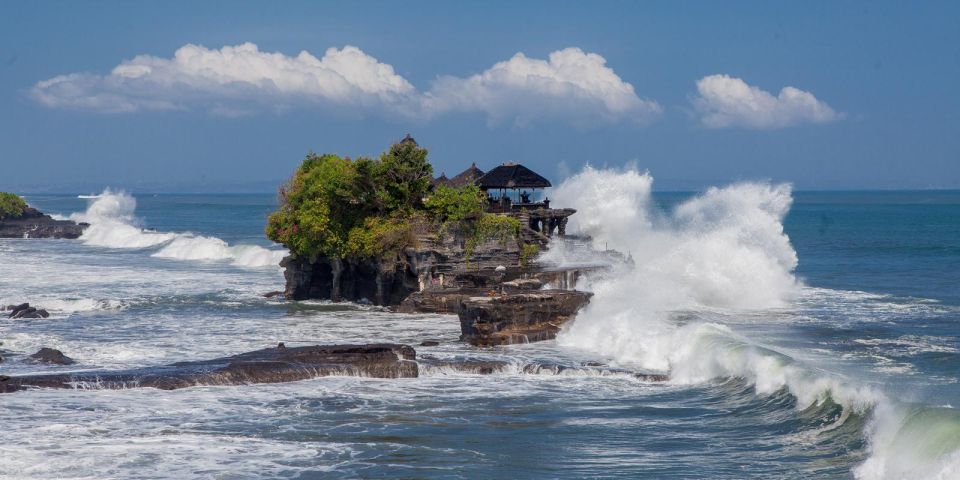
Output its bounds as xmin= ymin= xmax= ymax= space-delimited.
xmin=71 ymin=189 xmax=286 ymax=268
xmin=550 ymin=165 xmax=960 ymax=479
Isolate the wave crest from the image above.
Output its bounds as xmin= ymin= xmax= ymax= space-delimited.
xmin=71 ymin=190 xmax=285 ymax=268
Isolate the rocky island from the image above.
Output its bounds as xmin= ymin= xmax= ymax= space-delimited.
xmin=268 ymin=135 xmax=612 ymax=346
xmin=0 ymin=135 xmax=663 ymax=397
xmin=0 ymin=192 xmax=87 ymax=239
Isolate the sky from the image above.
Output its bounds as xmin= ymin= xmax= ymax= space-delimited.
xmin=1 ymin=0 xmax=958 ymax=192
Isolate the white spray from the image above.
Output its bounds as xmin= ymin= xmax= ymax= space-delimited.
xmin=70 ymin=190 xmax=286 ymax=268
xmin=550 ymin=165 xmax=960 ymax=479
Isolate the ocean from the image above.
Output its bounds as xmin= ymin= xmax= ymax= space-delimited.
xmin=1 ymin=172 xmax=958 ymax=479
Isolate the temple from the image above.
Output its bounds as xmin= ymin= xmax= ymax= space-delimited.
xmin=440 ymin=162 xmax=576 ymax=241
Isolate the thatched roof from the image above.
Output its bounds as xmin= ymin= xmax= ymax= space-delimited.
xmin=476 ymin=163 xmax=551 ymax=189
xmin=399 ymin=133 xmax=417 ymax=146
xmin=430 ymin=172 xmax=450 ymax=188
xmin=448 ymin=163 xmax=485 ymax=187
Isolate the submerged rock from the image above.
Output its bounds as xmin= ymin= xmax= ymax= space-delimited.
xmin=420 ymin=359 xmax=510 ymax=375
xmin=0 ymin=344 xmax=418 ymax=393
xmin=458 ymin=290 xmax=593 ymax=346
xmin=28 ymin=348 xmax=75 ymax=365
xmin=0 ymin=207 xmax=87 ymax=239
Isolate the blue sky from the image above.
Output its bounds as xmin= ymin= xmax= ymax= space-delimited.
xmin=1 ymin=0 xmax=958 ymax=192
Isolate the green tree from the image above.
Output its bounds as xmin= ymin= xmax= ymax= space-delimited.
xmin=266 ymin=153 xmax=359 ymax=259
xmin=375 ymin=140 xmax=433 ymax=212
xmin=0 ymin=192 xmax=27 ymax=220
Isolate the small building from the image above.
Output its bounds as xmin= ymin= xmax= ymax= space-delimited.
xmin=430 ymin=160 xmax=574 ymax=238
xmin=476 ymin=162 xmax=552 ymax=210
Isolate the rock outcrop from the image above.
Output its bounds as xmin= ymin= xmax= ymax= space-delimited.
xmin=6 ymin=303 xmax=50 ymax=319
xmin=0 ymin=207 xmax=87 ymax=239
xmin=282 ymin=219 xmax=523 ymax=305
xmin=0 ymin=344 xmax=418 ymax=393
xmin=458 ymin=290 xmax=593 ymax=346
xmin=28 ymin=348 xmax=75 ymax=365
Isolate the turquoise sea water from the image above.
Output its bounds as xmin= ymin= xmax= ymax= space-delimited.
xmin=0 ymin=188 xmax=957 ymax=479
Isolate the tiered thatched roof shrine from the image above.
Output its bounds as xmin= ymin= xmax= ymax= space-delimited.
xmin=436 ymin=162 xmax=575 ymax=239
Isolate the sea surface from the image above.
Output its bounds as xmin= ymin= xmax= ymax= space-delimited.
xmin=1 ymin=181 xmax=958 ymax=479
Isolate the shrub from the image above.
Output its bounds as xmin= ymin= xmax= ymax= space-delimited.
xmin=520 ymin=243 xmax=540 ymax=267
xmin=465 ymin=213 xmax=521 ymax=259
xmin=346 ymin=217 xmax=416 ymax=259
xmin=0 ymin=192 xmax=27 ymax=220
xmin=424 ymin=185 xmax=486 ymax=222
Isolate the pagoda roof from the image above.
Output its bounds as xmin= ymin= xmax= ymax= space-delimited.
xmin=476 ymin=163 xmax=551 ymax=189
xmin=448 ymin=163 xmax=485 ymax=187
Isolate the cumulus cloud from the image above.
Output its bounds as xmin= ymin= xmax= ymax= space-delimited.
xmin=424 ymin=48 xmax=661 ymax=126
xmin=31 ymin=43 xmax=416 ymax=114
xmin=692 ymin=74 xmax=841 ymax=129
xmin=31 ymin=43 xmax=659 ymax=127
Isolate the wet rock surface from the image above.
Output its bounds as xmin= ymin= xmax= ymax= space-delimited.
xmin=0 ymin=207 xmax=87 ymax=239
xmin=458 ymin=290 xmax=593 ymax=346
xmin=397 ymin=290 xmax=480 ymax=314
xmin=6 ymin=303 xmax=50 ymax=319
xmin=28 ymin=348 xmax=75 ymax=365
xmin=0 ymin=344 xmax=419 ymax=393
xmin=416 ymin=356 xmax=669 ymax=381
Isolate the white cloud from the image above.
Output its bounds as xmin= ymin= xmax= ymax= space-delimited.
xmin=31 ymin=43 xmax=416 ymax=114
xmin=692 ymin=74 xmax=841 ymax=129
xmin=31 ymin=43 xmax=659 ymax=127
xmin=424 ymin=48 xmax=661 ymax=126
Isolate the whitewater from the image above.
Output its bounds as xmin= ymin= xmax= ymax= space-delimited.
xmin=550 ymin=166 xmax=959 ymax=479
xmin=0 ymin=179 xmax=957 ymax=479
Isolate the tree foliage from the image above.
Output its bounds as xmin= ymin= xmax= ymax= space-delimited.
xmin=375 ymin=140 xmax=433 ymax=213
xmin=424 ymin=185 xmax=486 ymax=222
xmin=0 ymin=192 xmax=27 ymax=220
xmin=266 ymin=139 xmax=434 ymax=259
xmin=266 ymin=138 xmax=526 ymax=263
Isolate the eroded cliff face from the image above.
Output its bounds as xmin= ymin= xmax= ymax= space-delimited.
xmin=281 ymin=221 xmax=522 ymax=305
xmin=0 ymin=207 xmax=87 ymax=239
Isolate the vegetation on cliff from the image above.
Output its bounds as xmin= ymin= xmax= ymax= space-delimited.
xmin=267 ymin=139 xmax=519 ymax=261
xmin=0 ymin=192 xmax=27 ymax=220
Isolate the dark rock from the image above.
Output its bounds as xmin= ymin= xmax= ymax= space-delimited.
xmin=7 ymin=303 xmax=30 ymax=317
xmin=1 ymin=344 xmax=418 ymax=393
xmin=458 ymin=290 xmax=593 ymax=346
xmin=12 ymin=307 xmax=37 ymax=319
xmin=419 ymin=340 xmax=440 ymax=347
xmin=0 ymin=207 xmax=88 ymax=239
xmin=7 ymin=303 xmax=51 ymax=319
xmin=397 ymin=290 xmax=478 ymax=314
xmin=28 ymin=348 xmax=75 ymax=365
xmin=263 ymin=291 xmax=284 ymax=298
xmin=277 ymin=342 xmax=286 ymax=349
xmin=280 ymin=215 xmax=531 ymax=306
xmin=635 ymin=373 xmax=670 ymax=382
xmin=418 ymin=358 xmax=510 ymax=375
xmin=10 ymin=307 xmax=49 ymax=319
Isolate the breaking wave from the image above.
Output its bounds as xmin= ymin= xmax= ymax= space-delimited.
xmin=70 ymin=190 xmax=286 ymax=268
xmin=551 ymin=165 xmax=960 ymax=479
